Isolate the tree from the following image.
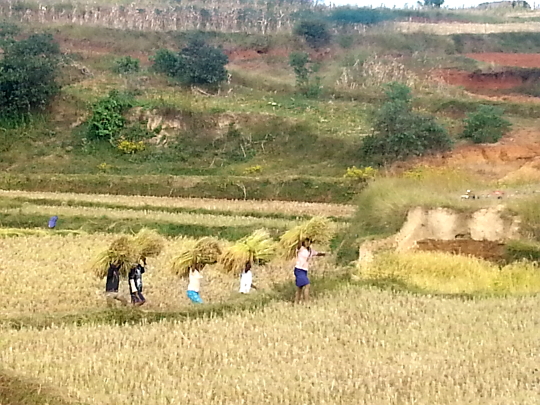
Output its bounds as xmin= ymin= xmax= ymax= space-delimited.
xmin=423 ymin=0 xmax=444 ymax=7
xmin=294 ymin=19 xmax=331 ymax=49
xmin=461 ymin=105 xmax=511 ymax=144
xmin=328 ymin=7 xmax=395 ymax=26
xmin=177 ymin=38 xmax=228 ymax=86
xmin=361 ymin=82 xmax=452 ymax=165
xmin=152 ymin=39 xmax=228 ymax=87
xmin=0 ymin=33 xmax=61 ymax=120
xmin=288 ymin=52 xmax=321 ymax=98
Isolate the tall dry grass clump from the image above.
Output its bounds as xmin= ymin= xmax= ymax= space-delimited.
xmin=336 ymin=55 xmax=423 ymax=92
xmin=360 ymin=250 xmax=540 ymax=295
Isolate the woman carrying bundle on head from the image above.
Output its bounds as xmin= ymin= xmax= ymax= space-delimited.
xmin=279 ymin=217 xmax=332 ymax=305
xmin=220 ymin=229 xmax=275 ymax=295
xmin=170 ymin=237 xmax=222 ymax=305
xmin=294 ymin=238 xmax=325 ymax=304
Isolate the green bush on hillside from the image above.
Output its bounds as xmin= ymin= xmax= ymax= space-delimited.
xmin=86 ymin=90 xmax=134 ymax=142
xmin=361 ymin=82 xmax=452 ymax=165
xmin=288 ymin=52 xmax=321 ymax=98
xmin=294 ymin=19 xmax=331 ymax=49
xmin=328 ymin=7 xmax=396 ymax=26
xmin=113 ymin=56 xmax=140 ymax=74
xmin=461 ymin=105 xmax=512 ymax=144
xmin=0 ymin=32 xmax=61 ymax=121
xmin=152 ymin=38 xmax=228 ymax=87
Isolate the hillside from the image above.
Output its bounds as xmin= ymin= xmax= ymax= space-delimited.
xmin=0 ymin=2 xmax=540 ymax=202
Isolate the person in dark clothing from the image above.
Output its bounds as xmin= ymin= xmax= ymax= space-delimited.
xmin=128 ymin=258 xmax=146 ymax=306
xmin=105 ymin=261 xmax=128 ymax=306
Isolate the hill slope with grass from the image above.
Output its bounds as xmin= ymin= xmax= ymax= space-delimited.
xmin=2 ymin=3 xmax=540 ymax=203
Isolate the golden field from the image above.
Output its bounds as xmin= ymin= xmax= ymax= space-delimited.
xmin=0 ymin=234 xmax=334 ymax=318
xmin=0 ymin=189 xmax=355 ymax=218
xmin=0 ymin=286 xmax=538 ymax=405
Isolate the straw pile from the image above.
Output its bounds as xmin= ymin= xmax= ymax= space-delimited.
xmin=220 ymin=229 xmax=277 ymax=274
xmin=170 ymin=237 xmax=222 ymax=277
xmin=90 ymin=236 xmax=137 ymax=278
xmin=133 ymin=228 xmax=164 ymax=259
xmin=279 ymin=216 xmax=333 ymax=260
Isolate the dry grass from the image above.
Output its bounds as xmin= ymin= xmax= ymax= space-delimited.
xmin=0 ymin=286 xmax=538 ymax=405
xmin=0 ymin=234 xmax=332 ymax=318
xmin=394 ymin=21 xmax=540 ymax=35
xmin=360 ymin=251 xmax=540 ymax=296
xmin=0 ymin=190 xmax=355 ymax=218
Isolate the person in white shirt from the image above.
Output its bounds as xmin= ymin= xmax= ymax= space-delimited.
xmin=239 ymin=261 xmax=257 ymax=294
xmin=186 ymin=264 xmax=204 ymax=304
xmin=294 ymin=238 xmax=325 ymax=304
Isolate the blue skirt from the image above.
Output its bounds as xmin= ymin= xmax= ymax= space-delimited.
xmin=294 ymin=268 xmax=310 ymax=288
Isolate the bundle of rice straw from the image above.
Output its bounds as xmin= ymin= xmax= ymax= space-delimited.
xmin=170 ymin=237 xmax=222 ymax=277
xmin=219 ymin=229 xmax=277 ymax=274
xmin=90 ymin=236 xmax=137 ymax=278
xmin=133 ymin=228 xmax=164 ymax=259
xmin=279 ymin=216 xmax=334 ymax=260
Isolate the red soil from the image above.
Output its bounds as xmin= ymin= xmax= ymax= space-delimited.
xmin=466 ymin=53 xmax=540 ymax=68
xmin=435 ymin=69 xmax=522 ymax=91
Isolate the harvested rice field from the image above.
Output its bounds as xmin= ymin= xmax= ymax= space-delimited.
xmin=1 ymin=191 xmax=539 ymax=405
xmin=1 ymin=286 xmax=538 ymax=405
xmin=0 ymin=190 xmax=355 ymax=218
xmin=0 ymin=234 xmax=336 ymax=319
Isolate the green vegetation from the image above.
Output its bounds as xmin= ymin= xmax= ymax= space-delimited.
xmin=86 ymin=90 xmax=134 ymax=142
xmin=461 ymin=105 xmax=512 ymax=144
xmin=361 ymin=83 xmax=452 ymax=165
xmin=112 ymin=56 xmax=140 ymax=74
xmin=293 ymin=19 xmax=331 ymax=48
xmin=0 ymin=33 xmax=61 ymax=121
xmin=288 ymin=51 xmax=321 ymax=98
xmin=152 ymin=38 xmax=228 ymax=87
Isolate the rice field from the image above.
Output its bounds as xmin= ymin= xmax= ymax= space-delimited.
xmin=0 ymin=190 xmax=355 ymax=218
xmin=0 ymin=234 xmax=334 ymax=318
xmin=1 ymin=286 xmax=538 ymax=405
xmin=0 ymin=204 xmax=300 ymax=229
xmin=1 ymin=190 xmax=539 ymax=404
xmin=394 ymin=21 xmax=540 ymax=35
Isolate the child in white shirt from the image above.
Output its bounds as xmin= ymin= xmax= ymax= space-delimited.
xmin=187 ymin=264 xmax=204 ymax=304
xmin=239 ymin=261 xmax=257 ymax=294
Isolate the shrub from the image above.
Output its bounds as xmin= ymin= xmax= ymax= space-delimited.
xmin=113 ymin=56 xmax=140 ymax=74
xmin=152 ymin=39 xmax=228 ymax=87
xmin=86 ymin=90 xmax=134 ymax=142
xmin=288 ymin=52 xmax=322 ymax=98
xmin=151 ymin=49 xmax=179 ymax=76
xmin=361 ymin=82 xmax=452 ymax=165
xmin=461 ymin=105 xmax=512 ymax=144
xmin=343 ymin=166 xmax=377 ymax=180
xmin=0 ymin=33 xmax=61 ymax=120
xmin=117 ymin=139 xmax=146 ymax=154
xmin=329 ymin=7 xmax=395 ymax=26
xmin=294 ymin=20 xmax=331 ymax=49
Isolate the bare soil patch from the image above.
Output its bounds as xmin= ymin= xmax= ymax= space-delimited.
xmin=416 ymin=239 xmax=506 ymax=262
xmin=466 ymin=52 xmax=540 ymax=68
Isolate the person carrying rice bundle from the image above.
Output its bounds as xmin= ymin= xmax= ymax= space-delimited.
xmin=129 ymin=228 xmax=164 ymax=306
xmin=128 ymin=258 xmax=147 ymax=306
xmin=219 ymin=229 xmax=275 ymax=294
xmin=279 ymin=217 xmax=332 ymax=305
xmin=293 ymin=238 xmax=325 ymax=304
xmin=239 ymin=261 xmax=257 ymax=294
xmin=90 ymin=236 xmax=136 ymax=307
xmin=170 ymin=237 xmax=222 ymax=304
